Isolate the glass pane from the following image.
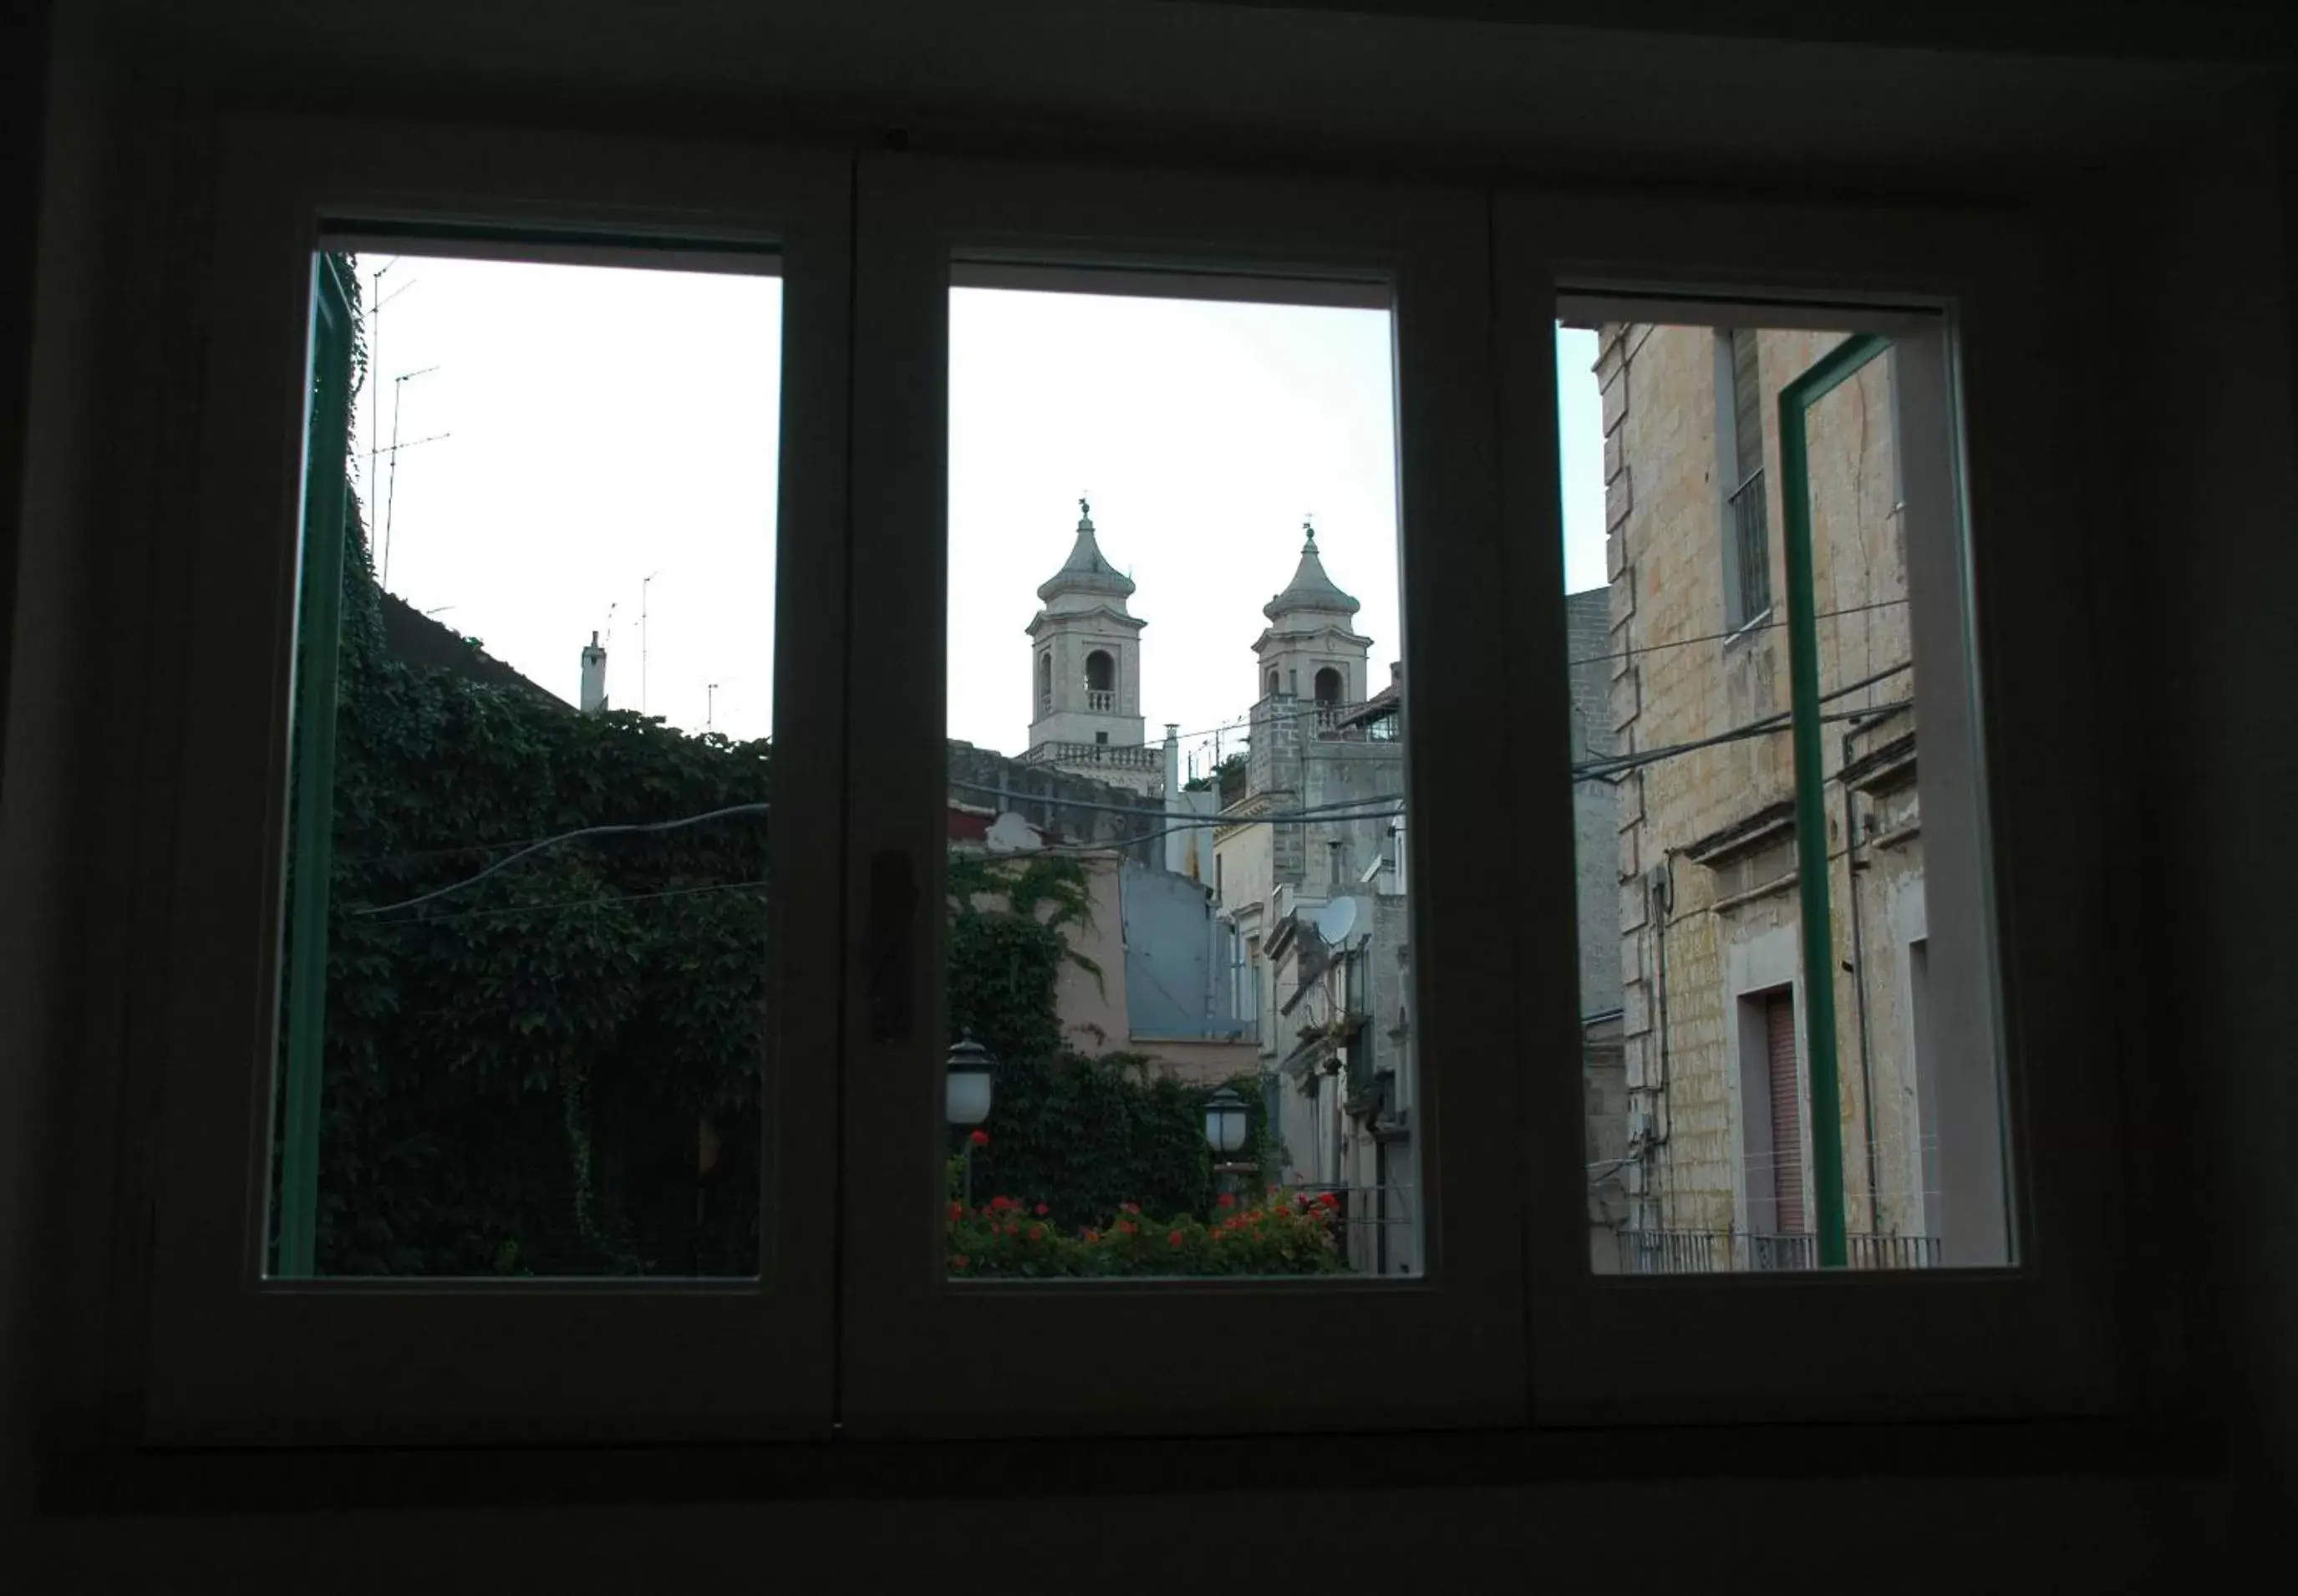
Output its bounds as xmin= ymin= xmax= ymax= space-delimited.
xmin=943 ymin=272 xmax=1417 ymax=1279
xmin=1561 ymin=313 xmax=2010 ymax=1275
xmin=272 ymin=248 xmax=782 ymax=1278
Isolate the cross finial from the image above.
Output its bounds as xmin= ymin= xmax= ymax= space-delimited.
xmin=1303 ymin=515 xmax=1317 ymax=549
xmin=1080 ymin=493 xmax=1092 ymax=524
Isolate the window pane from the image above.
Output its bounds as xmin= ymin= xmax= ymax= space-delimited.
xmin=1561 ymin=313 xmax=2011 ymax=1275
xmin=943 ymin=273 xmax=1417 ymax=1280
xmin=272 ymin=248 xmax=782 ymax=1278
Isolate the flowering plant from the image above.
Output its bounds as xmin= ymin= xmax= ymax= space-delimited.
xmin=943 ymin=1181 xmax=1345 ymax=1278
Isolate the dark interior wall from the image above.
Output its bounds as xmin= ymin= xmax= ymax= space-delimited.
xmin=0 ymin=0 xmax=94 ymax=1531
xmin=3 ymin=0 xmax=2295 ymax=1580
xmin=2145 ymin=97 xmax=2298 ymax=1507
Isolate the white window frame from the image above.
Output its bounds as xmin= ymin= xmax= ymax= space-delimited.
xmin=131 ymin=116 xmax=852 ymax=1443
xmin=838 ymin=155 xmax=1526 ymax=1437
xmin=1501 ymin=190 xmax=2125 ymax=1422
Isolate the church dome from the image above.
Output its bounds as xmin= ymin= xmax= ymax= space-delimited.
xmin=1037 ymin=499 xmax=1136 ymax=605
xmin=1263 ymin=522 xmax=1360 ymax=620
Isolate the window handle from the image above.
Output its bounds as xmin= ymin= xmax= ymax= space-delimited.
xmin=867 ymin=849 xmax=918 ymax=1044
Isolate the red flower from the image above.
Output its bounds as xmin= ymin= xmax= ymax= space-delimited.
xmin=989 ymin=1195 xmax=1011 ymax=1212
xmin=948 ymin=1201 xmax=963 ymax=1220
xmin=953 ymin=1254 xmax=970 ymax=1269
xmin=1116 ymin=1220 xmax=1136 ymax=1237
xmin=1085 ymin=1228 xmax=1101 ymax=1243
xmin=1121 ymin=1202 xmax=1140 ymax=1215
xmin=1217 ymin=1192 xmax=1236 ymax=1210
xmin=1028 ymin=1223 xmax=1045 ymax=1241
xmin=1167 ymin=1229 xmax=1185 ymax=1248
xmin=969 ymin=1129 xmax=990 ymax=1147
xmin=1316 ymin=1192 xmax=1340 ymax=1209
xmin=1034 ymin=1202 xmax=1050 ymax=1216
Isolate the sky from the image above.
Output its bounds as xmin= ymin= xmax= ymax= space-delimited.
xmin=348 ymin=254 xmax=783 ymax=743
xmin=348 ymin=257 xmax=1606 ymax=756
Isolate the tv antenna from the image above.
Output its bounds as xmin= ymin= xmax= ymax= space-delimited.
xmin=641 ymin=571 xmax=662 ymax=714
xmin=378 ymin=364 xmax=439 ymax=589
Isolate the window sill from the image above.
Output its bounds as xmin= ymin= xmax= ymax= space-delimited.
xmin=42 ymin=1415 xmax=2214 ymax=1517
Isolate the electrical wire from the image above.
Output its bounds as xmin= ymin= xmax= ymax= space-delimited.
xmin=1147 ymin=597 xmax=1911 ymax=747
xmin=1574 ymin=661 xmax=1912 ymax=783
xmin=1035 ymin=801 xmax=1406 ymax=857
xmin=346 ymin=661 xmax=1909 ymax=914
xmin=948 ymin=775 xmax=1400 ymax=824
xmin=1564 ymin=596 xmax=1909 ymax=673
xmin=1577 ymin=700 xmax=1910 ymax=784
xmin=352 ymin=801 xmax=770 ymax=917
xmin=361 ymin=877 xmax=769 ymax=929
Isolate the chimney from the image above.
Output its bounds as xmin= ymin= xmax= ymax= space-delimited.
xmin=580 ymin=631 xmax=608 ymax=714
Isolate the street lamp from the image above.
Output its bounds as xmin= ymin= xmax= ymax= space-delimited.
xmin=1204 ymin=1086 xmax=1248 ymax=1156
xmin=946 ymin=1035 xmax=994 ymax=1126
xmin=1205 ymin=1085 xmax=1251 ymax=1205
xmin=946 ymin=1035 xmax=995 ymax=1208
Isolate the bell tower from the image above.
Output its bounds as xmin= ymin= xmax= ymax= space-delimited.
xmin=1253 ymin=520 xmax=1372 ymax=718
xmin=1025 ymin=498 xmax=1148 ymax=757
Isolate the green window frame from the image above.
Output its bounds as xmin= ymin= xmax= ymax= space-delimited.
xmin=272 ymin=252 xmax=357 ymax=1278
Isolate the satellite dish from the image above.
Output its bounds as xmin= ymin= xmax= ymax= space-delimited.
xmin=1314 ymin=896 xmax=1358 ymax=946
xmin=984 ymin=811 xmax=1044 ymax=854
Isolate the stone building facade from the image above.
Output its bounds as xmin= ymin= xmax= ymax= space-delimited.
xmin=1594 ymin=319 xmax=1945 ymax=1273
xmin=1567 ymin=586 xmax=1629 ymax=1267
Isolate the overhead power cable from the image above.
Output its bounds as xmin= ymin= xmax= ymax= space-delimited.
xmin=353 ymin=801 xmax=770 ymax=917
xmin=363 ymin=877 xmax=768 ymax=929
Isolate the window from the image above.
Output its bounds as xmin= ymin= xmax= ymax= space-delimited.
xmin=843 ymin=160 xmax=1523 ymax=1434
xmin=1517 ymin=184 xmax=2123 ymax=1421
xmin=125 ymin=131 xmax=2123 ymax=1445
xmin=940 ymin=269 xmax=1411 ymax=1283
xmin=1557 ymin=304 xmax=2006 ymax=1283
xmin=271 ymin=247 xmax=785 ymax=1281
xmin=140 ymin=130 xmax=850 ymax=1437
xmin=1085 ymin=646 xmax=1116 ymax=711
xmin=1718 ymin=326 xmax=1772 ymax=629
xmin=1742 ymin=988 xmax=1807 ymax=1246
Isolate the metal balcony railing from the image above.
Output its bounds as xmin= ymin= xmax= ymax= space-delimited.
xmin=1618 ymin=1228 xmax=1720 ymax=1274
xmin=1616 ymin=1229 xmax=1942 ymax=1274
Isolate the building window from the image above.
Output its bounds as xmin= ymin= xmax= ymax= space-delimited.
xmin=1910 ymin=937 xmax=1940 ymax=1231
xmin=1749 ymin=988 xmax=1807 ymax=1241
xmin=1085 ymin=647 xmax=1116 ymax=711
xmin=1718 ymin=327 xmax=1772 ymax=629
xmin=1037 ymin=649 xmax=1052 ymax=716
